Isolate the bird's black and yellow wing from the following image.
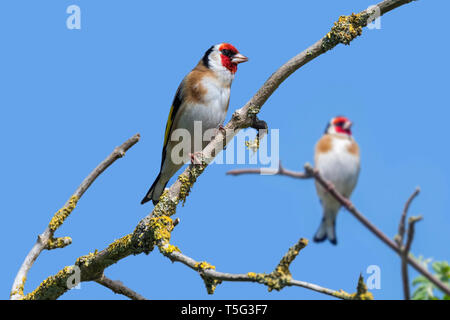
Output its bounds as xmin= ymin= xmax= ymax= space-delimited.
xmin=159 ymin=81 xmax=184 ymax=169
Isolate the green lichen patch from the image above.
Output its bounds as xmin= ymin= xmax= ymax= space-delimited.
xmin=194 ymin=261 xmax=220 ymax=294
xmin=152 ymin=189 xmax=178 ymax=217
xmin=245 ymin=137 xmax=260 ymax=152
xmin=332 ymin=275 xmax=374 ymax=300
xmin=352 ymin=274 xmax=374 ymax=300
xmin=178 ymin=162 xmax=207 ymax=205
xmin=48 ymin=195 xmax=79 ymax=232
xmin=195 ymin=261 xmax=216 ymax=271
xmin=23 ymin=266 xmax=75 ymax=300
xmin=276 ymin=238 xmax=308 ymax=275
xmin=247 ymin=238 xmax=308 ymax=292
xmin=46 ymin=236 xmax=72 ymax=250
xmin=247 ymin=104 xmax=260 ymax=117
xmin=76 ymin=251 xmax=98 ymax=268
xmin=322 ymin=13 xmax=368 ymax=51
xmin=248 ymin=271 xmax=291 ymax=292
xmin=160 ymin=244 xmax=181 ymax=255
xmin=132 ymin=209 xmax=177 ymax=255
xmin=149 ymin=216 xmax=174 ymax=242
xmin=73 ymin=235 xmax=135 ymax=281
xmin=201 ymin=275 xmax=222 ymax=294
xmin=10 ymin=276 xmax=26 ymax=298
xmin=105 ymin=234 xmax=134 ymax=259
xmin=332 ymin=289 xmax=354 ymax=300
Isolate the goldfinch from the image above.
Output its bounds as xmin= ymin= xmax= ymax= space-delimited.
xmin=141 ymin=43 xmax=248 ymax=205
xmin=313 ymin=116 xmax=360 ymax=245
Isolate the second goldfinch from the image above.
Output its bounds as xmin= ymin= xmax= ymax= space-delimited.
xmin=313 ymin=116 xmax=360 ymax=245
xmin=141 ymin=43 xmax=248 ymax=205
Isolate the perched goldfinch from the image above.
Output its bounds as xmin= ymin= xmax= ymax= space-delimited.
xmin=313 ymin=116 xmax=360 ymax=245
xmin=141 ymin=43 xmax=248 ymax=205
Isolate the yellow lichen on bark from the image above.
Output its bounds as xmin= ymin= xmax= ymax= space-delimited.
xmin=23 ymin=266 xmax=75 ymax=300
xmin=332 ymin=275 xmax=374 ymax=300
xmin=178 ymin=161 xmax=207 ymax=205
xmin=322 ymin=12 xmax=367 ymax=51
xmin=195 ymin=261 xmax=216 ymax=271
xmin=247 ymin=238 xmax=308 ymax=292
xmin=46 ymin=236 xmax=72 ymax=250
xmin=48 ymin=195 xmax=79 ymax=232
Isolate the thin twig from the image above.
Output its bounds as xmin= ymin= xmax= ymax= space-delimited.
xmin=10 ymin=134 xmax=140 ymax=300
xmin=96 ymin=274 xmax=147 ymax=300
xmin=396 ymin=187 xmax=421 ymax=246
xmin=396 ymin=188 xmax=421 ymax=300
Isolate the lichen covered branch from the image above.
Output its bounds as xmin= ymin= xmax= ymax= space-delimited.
xmin=227 ymin=161 xmax=312 ymax=179
xmin=162 ymin=238 xmax=369 ymax=299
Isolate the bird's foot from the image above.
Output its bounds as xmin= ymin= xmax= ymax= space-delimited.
xmin=217 ymin=124 xmax=226 ymax=135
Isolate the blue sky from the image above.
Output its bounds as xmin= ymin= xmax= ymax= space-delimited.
xmin=1 ymin=0 xmax=449 ymax=300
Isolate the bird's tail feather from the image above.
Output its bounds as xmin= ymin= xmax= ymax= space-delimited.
xmin=140 ymin=173 xmax=168 ymax=205
xmin=313 ymin=215 xmax=337 ymax=245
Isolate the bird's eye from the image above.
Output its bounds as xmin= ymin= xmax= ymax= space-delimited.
xmin=221 ymin=49 xmax=233 ymax=57
xmin=336 ymin=121 xmax=345 ymax=127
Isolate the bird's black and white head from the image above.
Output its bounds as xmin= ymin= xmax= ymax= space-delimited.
xmin=325 ymin=116 xmax=353 ymax=137
xmin=202 ymin=43 xmax=248 ymax=81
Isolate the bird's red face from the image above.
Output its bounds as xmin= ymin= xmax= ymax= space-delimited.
xmin=329 ymin=116 xmax=353 ymax=136
xmin=218 ymin=43 xmax=248 ymax=74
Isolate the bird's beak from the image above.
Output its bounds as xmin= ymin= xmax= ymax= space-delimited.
xmin=343 ymin=121 xmax=353 ymax=130
xmin=232 ymin=53 xmax=248 ymax=64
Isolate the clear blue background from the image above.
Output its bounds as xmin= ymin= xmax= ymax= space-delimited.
xmin=1 ymin=0 xmax=449 ymax=300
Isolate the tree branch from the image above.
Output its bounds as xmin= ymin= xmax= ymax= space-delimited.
xmin=396 ymin=187 xmax=421 ymax=247
xmin=10 ymin=134 xmax=141 ymax=300
xmin=227 ymin=161 xmax=312 ymax=179
xmin=160 ymin=238 xmax=371 ymax=300
xmin=96 ymin=274 xmax=147 ymax=300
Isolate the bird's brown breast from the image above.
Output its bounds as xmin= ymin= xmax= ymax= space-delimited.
xmin=315 ymin=134 xmax=359 ymax=164
xmin=347 ymin=141 xmax=359 ymax=156
xmin=316 ymin=134 xmax=333 ymax=154
xmin=182 ymin=62 xmax=216 ymax=105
